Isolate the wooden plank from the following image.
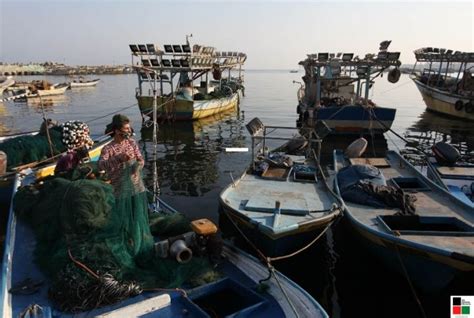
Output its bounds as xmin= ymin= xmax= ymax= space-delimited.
xmin=349 ymin=158 xmax=390 ymax=167
xmin=97 ymin=294 xmax=171 ymax=317
xmin=436 ymin=166 xmax=474 ymax=177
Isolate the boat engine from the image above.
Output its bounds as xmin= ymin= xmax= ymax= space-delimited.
xmin=154 ymin=218 xmax=220 ymax=264
xmin=432 ymin=142 xmax=460 ymax=166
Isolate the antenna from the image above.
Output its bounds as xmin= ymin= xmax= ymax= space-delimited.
xmin=186 ymin=34 xmax=193 ymax=46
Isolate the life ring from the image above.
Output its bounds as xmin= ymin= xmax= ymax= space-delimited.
xmin=465 ymin=102 xmax=474 ymax=113
xmin=454 ymin=100 xmax=464 ymax=111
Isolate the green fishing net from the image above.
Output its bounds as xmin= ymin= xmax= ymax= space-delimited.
xmin=14 ymin=162 xmax=216 ymax=313
xmin=0 ymin=127 xmax=66 ymax=169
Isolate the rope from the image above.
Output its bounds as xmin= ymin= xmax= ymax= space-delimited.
xmin=394 ymin=245 xmax=427 ymax=318
xmin=86 ymin=102 xmax=138 ymax=124
xmin=270 ymin=266 xmax=300 ymax=318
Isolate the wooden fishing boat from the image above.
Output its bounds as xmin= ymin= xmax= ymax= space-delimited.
xmin=219 ymin=118 xmax=341 ymax=257
xmin=129 ymin=41 xmax=246 ymax=121
xmin=333 ymin=149 xmax=474 ymax=292
xmin=297 ymin=41 xmax=401 ymax=134
xmin=0 ymin=129 xmax=111 ymax=180
xmin=70 ymin=77 xmax=100 ymax=88
xmin=0 ymin=175 xmax=328 ymax=318
xmin=0 ymin=76 xmax=15 ymax=95
xmin=411 ymin=47 xmax=474 ymax=121
xmin=422 ymin=142 xmax=474 ymax=207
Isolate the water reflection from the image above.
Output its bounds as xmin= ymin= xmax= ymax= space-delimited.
xmin=140 ymin=109 xmax=247 ymax=197
xmin=404 ymin=110 xmax=474 ymax=155
xmin=26 ymin=95 xmax=69 ymax=110
xmin=0 ymin=103 xmax=11 ymax=135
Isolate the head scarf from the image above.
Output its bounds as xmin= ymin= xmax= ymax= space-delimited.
xmin=60 ymin=121 xmax=94 ymax=151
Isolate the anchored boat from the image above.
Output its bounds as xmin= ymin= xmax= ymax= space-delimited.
xmin=333 ymin=149 xmax=474 ymax=292
xmin=219 ymin=118 xmax=341 ymax=257
xmin=297 ymin=41 xmax=401 ymax=134
xmin=70 ymin=77 xmax=100 ymax=88
xmin=0 ymin=174 xmax=327 ymax=318
xmin=411 ymin=47 xmax=474 ymax=121
xmin=129 ymin=40 xmax=246 ymax=121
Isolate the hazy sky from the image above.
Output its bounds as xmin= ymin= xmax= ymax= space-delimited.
xmin=1 ymin=0 xmax=472 ymax=69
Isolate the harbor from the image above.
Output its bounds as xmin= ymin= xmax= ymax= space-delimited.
xmin=1 ymin=1 xmax=473 ymax=317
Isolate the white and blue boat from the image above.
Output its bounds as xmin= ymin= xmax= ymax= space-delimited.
xmin=333 ymin=149 xmax=474 ymax=292
xmin=296 ymin=41 xmax=401 ymax=134
xmin=0 ymin=172 xmax=328 ymax=318
xmin=219 ymin=118 xmax=341 ymax=257
xmin=424 ymin=142 xmax=474 ymax=207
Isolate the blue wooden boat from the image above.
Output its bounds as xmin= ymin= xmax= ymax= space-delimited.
xmin=219 ymin=118 xmax=341 ymax=257
xmin=333 ymin=150 xmax=474 ymax=292
xmin=426 ymin=159 xmax=474 ymax=207
xmin=0 ymin=173 xmax=328 ymax=317
xmin=296 ymin=41 xmax=401 ymax=134
xmin=422 ymin=142 xmax=474 ymax=207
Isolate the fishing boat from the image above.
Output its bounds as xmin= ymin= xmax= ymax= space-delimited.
xmin=0 ymin=123 xmax=111 ymax=180
xmin=0 ymin=175 xmax=328 ymax=318
xmin=421 ymin=142 xmax=474 ymax=207
xmin=0 ymin=76 xmax=15 ymax=95
xmin=333 ymin=149 xmax=474 ymax=292
xmin=129 ymin=40 xmax=246 ymax=121
xmin=219 ymin=118 xmax=341 ymax=257
xmin=296 ymin=41 xmax=401 ymax=134
xmin=69 ymin=77 xmax=100 ymax=88
xmin=411 ymin=47 xmax=474 ymax=121
xmin=2 ymin=81 xmax=69 ymax=102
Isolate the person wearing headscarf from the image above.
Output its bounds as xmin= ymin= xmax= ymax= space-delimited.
xmin=98 ymin=114 xmax=144 ymax=196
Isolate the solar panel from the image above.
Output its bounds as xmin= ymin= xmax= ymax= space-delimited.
xmin=162 ymin=59 xmax=171 ymax=67
xmin=182 ymin=44 xmax=191 ymax=53
xmin=377 ymin=52 xmax=388 ymax=60
xmin=150 ymin=58 xmax=160 ymax=67
xmin=171 ymin=59 xmax=181 ymax=67
xmin=387 ymin=52 xmax=400 ymax=60
xmin=141 ymin=59 xmax=151 ymax=67
xmin=164 ymin=45 xmax=173 ymax=53
xmin=129 ymin=44 xmax=139 ymax=53
xmin=342 ymin=53 xmax=353 ymax=61
xmin=180 ymin=59 xmax=190 ymax=67
xmin=173 ymin=45 xmax=182 ymax=53
xmin=146 ymin=44 xmax=156 ymax=53
xmin=138 ymin=45 xmax=147 ymax=53
xmin=318 ymin=53 xmax=329 ymax=61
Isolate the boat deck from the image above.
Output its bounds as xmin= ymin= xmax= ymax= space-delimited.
xmin=334 ymin=150 xmax=474 ymax=259
xmin=221 ymin=156 xmax=339 ymax=237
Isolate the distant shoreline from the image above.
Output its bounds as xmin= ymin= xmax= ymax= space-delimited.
xmin=0 ymin=63 xmax=134 ymax=76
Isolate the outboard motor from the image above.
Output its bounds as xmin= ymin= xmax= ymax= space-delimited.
xmin=154 ymin=218 xmax=220 ymax=264
xmin=432 ymin=142 xmax=460 ymax=166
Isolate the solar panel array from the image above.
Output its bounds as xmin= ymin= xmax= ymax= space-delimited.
xmin=414 ymin=47 xmax=474 ymax=63
xmin=129 ymin=43 xmax=247 ymax=72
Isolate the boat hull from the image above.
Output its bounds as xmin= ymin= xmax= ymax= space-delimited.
xmin=310 ymin=105 xmax=396 ymax=134
xmin=412 ymin=79 xmax=474 ymax=121
xmin=219 ymin=202 xmax=334 ymax=257
xmin=137 ymin=90 xmax=241 ymax=121
xmin=333 ymin=150 xmax=474 ymax=293
xmin=70 ymin=79 xmax=100 ymax=87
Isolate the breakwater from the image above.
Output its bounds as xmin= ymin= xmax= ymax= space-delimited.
xmin=0 ymin=62 xmax=134 ymax=76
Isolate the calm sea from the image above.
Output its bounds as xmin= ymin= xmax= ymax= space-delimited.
xmin=1 ymin=71 xmax=473 ymax=317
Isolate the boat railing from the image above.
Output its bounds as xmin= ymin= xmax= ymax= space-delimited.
xmin=245 ymin=117 xmax=325 ymax=169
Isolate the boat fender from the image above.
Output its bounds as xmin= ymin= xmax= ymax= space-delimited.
xmin=388 ymin=68 xmax=401 ymax=83
xmin=432 ymin=142 xmax=460 ymax=166
xmin=344 ymin=137 xmax=368 ymax=158
xmin=454 ymin=100 xmax=464 ymax=111
xmin=465 ymin=102 xmax=474 ymax=113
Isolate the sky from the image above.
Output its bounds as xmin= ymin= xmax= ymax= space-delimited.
xmin=0 ymin=0 xmax=473 ymax=69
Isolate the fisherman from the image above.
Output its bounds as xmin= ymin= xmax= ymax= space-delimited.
xmin=98 ymin=114 xmax=145 ymax=196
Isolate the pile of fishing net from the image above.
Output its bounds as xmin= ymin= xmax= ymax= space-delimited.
xmin=0 ymin=120 xmax=94 ymax=169
xmin=14 ymin=164 xmax=217 ymax=313
xmin=0 ymin=126 xmax=65 ymax=169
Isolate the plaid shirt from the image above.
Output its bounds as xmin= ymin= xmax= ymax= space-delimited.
xmin=98 ymin=139 xmax=144 ymax=195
